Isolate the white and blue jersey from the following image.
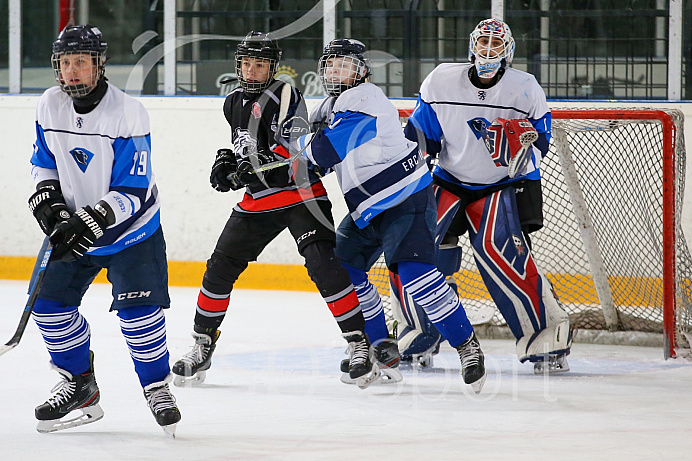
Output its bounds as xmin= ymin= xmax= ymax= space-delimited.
xmin=30 ymin=85 xmax=160 ymax=255
xmin=405 ymin=63 xmax=551 ymax=190
xmin=301 ymin=83 xmax=431 ymax=228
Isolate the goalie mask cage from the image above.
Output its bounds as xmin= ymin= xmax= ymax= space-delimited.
xmin=369 ymin=108 xmax=692 ymax=359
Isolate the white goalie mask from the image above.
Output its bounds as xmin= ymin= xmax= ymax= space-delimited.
xmin=468 ymin=18 xmax=515 ymax=79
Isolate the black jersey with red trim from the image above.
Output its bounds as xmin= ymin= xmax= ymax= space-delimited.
xmin=222 ymin=80 xmax=328 ymax=213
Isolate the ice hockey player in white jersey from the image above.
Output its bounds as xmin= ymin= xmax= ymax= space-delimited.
xmin=28 ymin=25 xmax=180 ymax=435
xmin=401 ymin=18 xmax=573 ymax=373
xmin=281 ymin=39 xmax=487 ymax=392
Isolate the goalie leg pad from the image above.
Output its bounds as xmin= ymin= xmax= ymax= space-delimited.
xmin=465 ymin=189 xmax=547 ymax=340
xmin=516 ymin=320 xmax=573 ymax=363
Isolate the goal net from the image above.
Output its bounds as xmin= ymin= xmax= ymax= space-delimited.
xmin=368 ymin=107 xmax=692 ymax=359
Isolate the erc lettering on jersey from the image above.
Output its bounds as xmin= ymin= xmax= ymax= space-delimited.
xmin=401 ymin=152 xmax=424 ymax=172
xmin=116 ymin=290 xmax=152 ymax=301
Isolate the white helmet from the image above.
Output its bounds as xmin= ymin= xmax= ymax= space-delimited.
xmin=468 ymin=18 xmax=515 ymax=79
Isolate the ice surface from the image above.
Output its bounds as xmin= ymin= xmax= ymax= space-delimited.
xmin=1 ymin=280 xmax=691 ymax=461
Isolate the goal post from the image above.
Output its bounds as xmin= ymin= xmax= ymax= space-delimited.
xmin=371 ymin=107 xmax=692 ymax=360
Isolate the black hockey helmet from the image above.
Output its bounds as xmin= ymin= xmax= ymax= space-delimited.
xmin=235 ymin=31 xmax=282 ymax=93
xmin=51 ymin=24 xmax=107 ymax=97
xmin=318 ymin=38 xmax=371 ymax=97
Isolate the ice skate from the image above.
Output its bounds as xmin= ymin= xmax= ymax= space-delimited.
xmin=340 ymin=331 xmax=383 ymax=389
xmin=372 ymin=337 xmax=403 ymax=383
xmin=401 ymin=342 xmax=440 ymax=369
xmin=533 ymin=353 xmax=570 ymax=374
xmin=35 ymin=352 xmax=104 ymax=433
xmin=143 ymin=374 xmax=181 ymax=437
xmin=172 ymin=329 xmax=220 ymax=386
xmin=455 ymin=332 xmax=486 ymax=394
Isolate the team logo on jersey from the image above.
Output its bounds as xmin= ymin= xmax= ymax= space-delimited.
xmin=233 ymin=128 xmax=259 ymax=157
xmin=251 ymin=101 xmax=262 ymax=119
xmin=75 ymin=116 xmax=84 ymax=129
xmin=468 ymin=117 xmax=491 ymax=139
xmin=512 ymin=234 xmax=526 ymax=255
xmin=70 ymin=147 xmax=94 ymax=173
xmin=478 ymin=90 xmax=487 ymax=100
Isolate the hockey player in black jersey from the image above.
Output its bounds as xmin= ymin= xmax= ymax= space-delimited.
xmin=172 ymin=32 xmax=376 ymax=387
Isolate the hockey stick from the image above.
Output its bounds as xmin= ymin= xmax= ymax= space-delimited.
xmin=0 ymin=243 xmax=53 ymax=357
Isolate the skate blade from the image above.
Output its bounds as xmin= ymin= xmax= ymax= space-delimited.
xmin=162 ymin=423 xmax=177 ymax=438
xmin=533 ymin=360 xmax=570 ymax=374
xmin=340 ymin=372 xmax=356 ymax=385
xmin=173 ymin=370 xmax=206 ymax=387
xmin=470 ymin=372 xmax=487 ymax=394
xmin=379 ymin=366 xmax=403 ymax=383
xmin=36 ymin=404 xmax=105 ymax=433
xmin=356 ymin=368 xmax=382 ymax=389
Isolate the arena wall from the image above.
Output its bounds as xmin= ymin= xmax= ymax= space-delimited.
xmin=1 ymin=95 xmax=690 ymax=290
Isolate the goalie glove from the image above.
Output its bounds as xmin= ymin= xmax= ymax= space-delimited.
xmin=481 ymin=118 xmax=539 ymax=178
xmin=28 ymin=180 xmax=72 ymax=236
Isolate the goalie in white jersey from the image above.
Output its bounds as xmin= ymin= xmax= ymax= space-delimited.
xmin=27 ymin=25 xmax=180 ymax=435
xmin=402 ymin=18 xmax=572 ymax=373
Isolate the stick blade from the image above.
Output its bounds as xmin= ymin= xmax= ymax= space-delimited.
xmin=0 ymin=342 xmax=18 ymax=357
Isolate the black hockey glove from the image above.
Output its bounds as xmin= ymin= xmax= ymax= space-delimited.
xmin=28 ymin=180 xmax=72 ymax=236
xmin=210 ymin=148 xmax=243 ymax=192
xmin=274 ymin=115 xmax=311 ymax=156
xmin=50 ymin=205 xmax=110 ymax=260
xmin=236 ymin=151 xmax=276 ymax=179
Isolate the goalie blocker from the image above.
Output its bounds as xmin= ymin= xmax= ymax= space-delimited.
xmin=481 ymin=118 xmax=539 ymax=178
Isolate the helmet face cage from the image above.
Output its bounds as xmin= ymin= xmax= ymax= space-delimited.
xmin=468 ymin=19 xmax=515 ymax=79
xmin=235 ymin=32 xmax=282 ymax=93
xmin=51 ymin=25 xmax=107 ymax=98
xmin=318 ymin=39 xmax=370 ymax=97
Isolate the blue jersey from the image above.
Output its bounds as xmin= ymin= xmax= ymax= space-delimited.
xmin=301 ymin=83 xmax=431 ymax=228
xmin=405 ymin=63 xmax=551 ymax=190
xmin=31 ymin=85 xmax=161 ymax=255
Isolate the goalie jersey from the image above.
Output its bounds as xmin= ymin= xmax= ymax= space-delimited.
xmin=30 ymin=85 xmax=160 ymax=256
xmin=303 ymin=83 xmax=430 ymax=228
xmin=405 ymin=63 xmax=551 ymax=189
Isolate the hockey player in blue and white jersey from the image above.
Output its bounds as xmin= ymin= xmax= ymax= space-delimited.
xmin=282 ymin=39 xmax=487 ymax=392
xmin=402 ymin=18 xmax=572 ymax=373
xmin=27 ymin=25 xmax=180 ymax=435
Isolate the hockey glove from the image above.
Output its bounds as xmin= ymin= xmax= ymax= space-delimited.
xmin=50 ymin=205 xmax=110 ymax=260
xmin=210 ymin=148 xmax=244 ymax=192
xmin=28 ymin=180 xmax=72 ymax=236
xmin=236 ymin=151 xmax=277 ymax=181
xmin=481 ymin=118 xmax=539 ymax=178
xmin=274 ymin=115 xmax=311 ymax=156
